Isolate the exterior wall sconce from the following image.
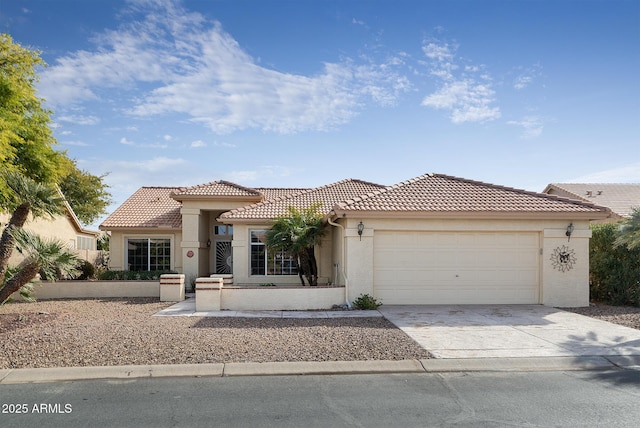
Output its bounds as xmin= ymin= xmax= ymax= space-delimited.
xmin=566 ymin=223 xmax=574 ymax=241
xmin=206 ymin=238 xmax=211 ymax=248
xmin=357 ymin=221 xmax=364 ymax=241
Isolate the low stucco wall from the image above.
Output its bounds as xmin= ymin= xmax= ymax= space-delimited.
xmin=220 ymin=286 xmax=346 ymax=311
xmin=15 ymin=280 xmax=160 ymax=300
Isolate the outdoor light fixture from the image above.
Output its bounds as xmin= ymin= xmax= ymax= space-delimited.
xmin=357 ymin=221 xmax=364 ymax=241
xmin=566 ymin=223 xmax=574 ymax=241
xmin=206 ymin=238 xmax=211 ymax=248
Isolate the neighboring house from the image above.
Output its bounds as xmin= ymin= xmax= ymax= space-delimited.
xmin=543 ymin=183 xmax=640 ymax=222
xmin=100 ymin=173 xmax=611 ymax=307
xmin=1 ymin=196 xmax=100 ymax=267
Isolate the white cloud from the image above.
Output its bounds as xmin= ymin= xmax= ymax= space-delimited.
xmin=421 ymin=38 xmax=500 ymax=123
xmin=39 ymin=0 xmax=409 ymax=135
xmin=190 ymin=140 xmax=206 ymax=148
xmin=62 ymin=140 xmax=91 ymax=147
xmin=507 ymin=116 xmax=544 ymax=139
xmin=163 ymin=134 xmax=172 ymax=141
xmin=213 ymin=141 xmax=236 ymax=148
xmin=120 ymin=136 xmax=167 ymax=149
xmin=568 ymin=163 xmax=640 ymax=183
xmin=513 ymin=63 xmax=542 ymax=90
xmin=225 ymin=165 xmax=298 ymax=184
xmin=57 ymin=115 xmax=100 ymax=125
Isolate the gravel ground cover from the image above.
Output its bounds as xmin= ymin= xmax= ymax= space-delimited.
xmin=0 ymin=298 xmax=431 ymax=369
xmin=2 ymin=299 xmax=638 ymax=370
xmin=561 ymin=303 xmax=640 ymax=330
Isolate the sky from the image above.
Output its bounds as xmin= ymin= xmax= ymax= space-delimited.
xmin=2 ymin=0 xmax=639 ymax=228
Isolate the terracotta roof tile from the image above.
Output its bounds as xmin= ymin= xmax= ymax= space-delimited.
xmin=544 ymin=183 xmax=640 ymax=218
xmin=171 ymin=180 xmax=262 ymax=198
xmin=220 ymin=179 xmax=386 ymax=220
xmin=256 ymin=188 xmax=309 ymax=200
xmin=100 ymin=187 xmax=182 ymax=229
xmin=334 ymin=173 xmax=611 ymax=215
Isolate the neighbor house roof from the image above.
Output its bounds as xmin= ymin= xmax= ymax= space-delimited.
xmin=219 ymin=179 xmax=386 ymax=221
xmin=332 ymin=173 xmax=611 ymax=219
xmin=543 ymin=183 xmax=640 ymax=219
xmin=100 ymin=187 xmax=182 ymax=230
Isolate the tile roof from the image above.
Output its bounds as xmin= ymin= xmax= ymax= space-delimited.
xmin=544 ymin=183 xmax=640 ymax=218
xmin=256 ymin=188 xmax=309 ymax=200
xmin=333 ymin=173 xmax=611 ymax=216
xmin=220 ymin=179 xmax=386 ymax=221
xmin=100 ymin=187 xmax=182 ymax=229
xmin=171 ymin=180 xmax=263 ymax=199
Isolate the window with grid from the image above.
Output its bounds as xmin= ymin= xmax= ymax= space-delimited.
xmin=127 ymin=238 xmax=171 ymax=271
xmin=250 ymin=230 xmax=297 ymax=276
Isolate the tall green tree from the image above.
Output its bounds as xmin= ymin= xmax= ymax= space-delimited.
xmin=0 ymin=34 xmax=68 ymax=186
xmin=0 ymin=34 xmax=111 ymax=224
xmin=59 ymin=163 xmax=112 ymax=225
xmin=614 ymin=207 xmax=640 ymax=251
xmin=265 ymin=204 xmax=325 ymax=286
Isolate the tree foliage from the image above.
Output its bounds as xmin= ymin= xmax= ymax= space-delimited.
xmin=59 ymin=162 xmax=112 ymax=225
xmin=614 ymin=207 xmax=640 ymax=251
xmin=0 ymin=34 xmax=69 ymax=186
xmin=0 ymin=34 xmax=111 ymax=225
xmin=590 ymin=222 xmax=640 ymax=306
xmin=265 ymin=204 xmax=325 ymax=286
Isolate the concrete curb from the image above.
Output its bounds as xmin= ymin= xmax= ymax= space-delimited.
xmin=1 ymin=356 xmax=636 ymax=384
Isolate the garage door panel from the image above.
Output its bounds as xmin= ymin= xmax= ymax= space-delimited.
xmin=373 ymin=231 xmax=540 ymax=305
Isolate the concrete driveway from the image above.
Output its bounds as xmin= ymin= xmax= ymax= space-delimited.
xmin=378 ymin=305 xmax=640 ymax=359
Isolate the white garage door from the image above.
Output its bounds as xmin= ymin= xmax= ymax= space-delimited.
xmin=373 ymin=231 xmax=540 ymax=304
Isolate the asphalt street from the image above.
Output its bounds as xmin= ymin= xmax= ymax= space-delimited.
xmin=2 ymin=370 xmax=639 ymax=427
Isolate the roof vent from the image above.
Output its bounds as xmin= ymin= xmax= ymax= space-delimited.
xmin=597 ymin=190 xmax=602 ymax=195
xmin=586 ymin=191 xmax=592 ymax=197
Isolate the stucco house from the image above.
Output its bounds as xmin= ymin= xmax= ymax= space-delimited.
xmin=1 ymin=196 xmax=100 ymax=266
xmin=100 ymin=173 xmax=611 ymax=307
xmin=543 ymin=183 xmax=640 ymax=222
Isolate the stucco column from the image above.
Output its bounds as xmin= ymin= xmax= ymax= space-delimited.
xmin=181 ymin=208 xmax=202 ymax=281
xmin=541 ymin=224 xmax=591 ymax=307
xmin=343 ymin=222 xmax=374 ymax=303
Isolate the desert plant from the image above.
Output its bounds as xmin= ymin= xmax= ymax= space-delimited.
xmin=352 ymin=293 xmax=382 ymax=310
xmin=77 ymin=259 xmax=97 ymax=280
xmin=98 ymin=269 xmax=177 ymax=281
xmin=590 ymin=223 xmax=640 ymax=306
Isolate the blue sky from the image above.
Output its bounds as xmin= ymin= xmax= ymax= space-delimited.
xmin=2 ymin=0 xmax=639 ymax=228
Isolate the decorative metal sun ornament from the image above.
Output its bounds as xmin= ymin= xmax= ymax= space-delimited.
xmin=550 ymin=245 xmax=577 ymax=272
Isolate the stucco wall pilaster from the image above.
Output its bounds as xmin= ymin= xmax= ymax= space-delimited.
xmin=344 ymin=222 xmax=374 ymax=302
xmin=181 ymin=208 xmax=204 ymax=279
xmin=541 ymin=223 xmax=591 ymax=307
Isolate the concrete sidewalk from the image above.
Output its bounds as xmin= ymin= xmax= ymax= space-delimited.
xmin=2 ymin=356 xmax=639 ymax=384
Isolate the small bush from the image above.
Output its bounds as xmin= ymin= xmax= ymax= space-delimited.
xmin=98 ymin=270 xmax=177 ymax=281
xmin=590 ymin=223 xmax=640 ymax=306
xmin=352 ymin=293 xmax=382 ymax=310
xmin=77 ymin=260 xmax=97 ymax=280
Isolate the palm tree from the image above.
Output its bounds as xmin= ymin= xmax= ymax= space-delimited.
xmin=614 ymin=207 xmax=640 ymax=250
xmin=0 ymin=228 xmax=79 ymax=303
xmin=265 ymin=204 xmax=325 ymax=286
xmin=0 ymin=171 xmax=65 ymax=279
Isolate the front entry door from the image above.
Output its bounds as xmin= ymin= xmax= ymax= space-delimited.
xmin=215 ymin=241 xmax=233 ymax=274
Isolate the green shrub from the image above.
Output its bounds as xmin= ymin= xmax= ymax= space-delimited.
xmin=77 ymin=260 xmax=97 ymax=280
xmin=590 ymin=223 xmax=640 ymax=306
xmin=97 ymin=270 xmax=177 ymax=281
xmin=352 ymin=293 xmax=382 ymax=310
